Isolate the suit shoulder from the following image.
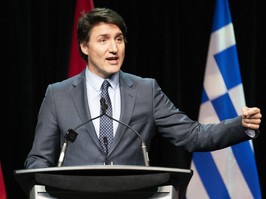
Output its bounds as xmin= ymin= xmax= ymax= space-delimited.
xmin=121 ymin=71 xmax=156 ymax=85
xmin=49 ymin=72 xmax=84 ymax=90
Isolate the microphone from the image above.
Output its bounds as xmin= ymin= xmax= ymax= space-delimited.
xmin=57 ymin=109 xmax=104 ymax=167
xmin=57 ymin=129 xmax=78 ymax=167
xmin=100 ymin=97 xmax=108 ymax=114
xmin=103 ymin=137 xmax=112 ymax=165
xmin=100 ymin=97 xmax=150 ymax=166
xmin=103 ymin=137 xmax=109 ymax=156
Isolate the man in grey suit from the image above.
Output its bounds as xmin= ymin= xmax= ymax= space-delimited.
xmin=24 ymin=8 xmax=261 ymax=169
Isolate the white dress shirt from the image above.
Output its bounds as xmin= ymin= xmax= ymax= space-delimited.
xmin=85 ymin=68 xmax=121 ymax=137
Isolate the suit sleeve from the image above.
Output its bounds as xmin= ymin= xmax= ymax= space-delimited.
xmin=24 ymin=85 xmax=60 ymax=169
xmin=152 ymin=79 xmax=250 ymax=152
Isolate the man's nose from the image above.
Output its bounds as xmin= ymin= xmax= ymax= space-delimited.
xmin=108 ymin=40 xmax=118 ymax=53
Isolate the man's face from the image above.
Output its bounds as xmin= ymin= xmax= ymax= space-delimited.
xmin=80 ymin=22 xmax=125 ymax=79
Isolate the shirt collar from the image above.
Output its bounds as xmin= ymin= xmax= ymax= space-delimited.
xmin=85 ymin=67 xmax=120 ymax=92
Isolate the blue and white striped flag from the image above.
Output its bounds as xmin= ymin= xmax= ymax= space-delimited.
xmin=186 ymin=0 xmax=261 ymax=198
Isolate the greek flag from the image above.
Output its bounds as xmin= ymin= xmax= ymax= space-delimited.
xmin=186 ymin=0 xmax=261 ymax=198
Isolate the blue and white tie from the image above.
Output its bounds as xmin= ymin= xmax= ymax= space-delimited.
xmin=99 ymin=80 xmax=113 ymax=153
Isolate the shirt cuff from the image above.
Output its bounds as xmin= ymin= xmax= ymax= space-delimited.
xmin=245 ymin=129 xmax=256 ymax=138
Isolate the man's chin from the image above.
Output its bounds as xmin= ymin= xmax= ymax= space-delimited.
xmin=103 ymin=68 xmax=120 ymax=78
xmin=107 ymin=66 xmax=121 ymax=74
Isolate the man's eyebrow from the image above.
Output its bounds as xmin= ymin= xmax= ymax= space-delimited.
xmin=97 ymin=34 xmax=109 ymax=38
xmin=115 ymin=33 xmax=123 ymax=37
xmin=96 ymin=32 xmax=123 ymax=38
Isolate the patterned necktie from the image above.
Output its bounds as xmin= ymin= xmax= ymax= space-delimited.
xmin=99 ymin=80 xmax=113 ymax=153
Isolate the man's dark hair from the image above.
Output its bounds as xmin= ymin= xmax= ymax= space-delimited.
xmin=77 ymin=8 xmax=127 ymax=62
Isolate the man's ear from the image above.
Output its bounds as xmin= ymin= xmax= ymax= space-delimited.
xmin=80 ymin=42 xmax=89 ymax=55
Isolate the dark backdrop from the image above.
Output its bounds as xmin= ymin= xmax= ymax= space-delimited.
xmin=1 ymin=0 xmax=265 ymax=198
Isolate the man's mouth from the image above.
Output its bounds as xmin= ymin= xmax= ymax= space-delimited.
xmin=106 ymin=57 xmax=118 ymax=60
xmin=106 ymin=57 xmax=119 ymax=64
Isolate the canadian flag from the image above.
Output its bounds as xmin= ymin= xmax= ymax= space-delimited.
xmin=0 ymin=163 xmax=6 ymax=199
xmin=68 ymin=0 xmax=94 ymax=77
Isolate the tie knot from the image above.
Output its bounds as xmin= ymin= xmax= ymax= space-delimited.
xmin=101 ymin=80 xmax=111 ymax=92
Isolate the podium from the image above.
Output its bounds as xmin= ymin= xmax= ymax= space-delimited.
xmin=14 ymin=165 xmax=193 ymax=199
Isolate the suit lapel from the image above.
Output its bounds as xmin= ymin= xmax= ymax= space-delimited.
xmin=109 ymin=72 xmax=136 ymax=154
xmin=69 ymin=70 xmax=137 ymax=156
xmin=69 ymin=70 xmax=102 ymax=150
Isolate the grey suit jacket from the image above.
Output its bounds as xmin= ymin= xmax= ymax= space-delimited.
xmin=25 ymin=70 xmax=250 ymax=169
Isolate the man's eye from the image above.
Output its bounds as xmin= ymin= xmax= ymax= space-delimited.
xmin=116 ymin=37 xmax=123 ymax=43
xmin=99 ymin=38 xmax=107 ymax=43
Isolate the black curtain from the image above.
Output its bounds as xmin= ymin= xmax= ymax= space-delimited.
xmin=1 ymin=0 xmax=265 ymax=198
